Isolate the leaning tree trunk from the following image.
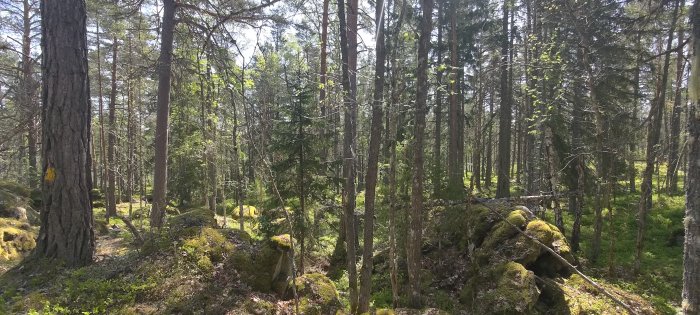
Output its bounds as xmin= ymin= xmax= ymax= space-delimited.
xmin=35 ymin=0 xmax=95 ymax=267
xmin=151 ymin=0 xmax=176 ymax=228
xmin=358 ymin=0 xmax=386 ymax=310
xmin=683 ymin=0 xmax=700 ymax=311
xmin=635 ymin=0 xmax=679 ymax=274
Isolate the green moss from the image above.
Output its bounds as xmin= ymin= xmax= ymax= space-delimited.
xmin=375 ymin=309 xmax=396 ymax=315
xmin=181 ymin=227 xmax=234 ymax=265
xmin=525 ymin=220 xmax=554 ymax=244
xmin=481 ymin=209 xmax=528 ymax=250
xmin=270 ymin=234 xmax=292 ymax=251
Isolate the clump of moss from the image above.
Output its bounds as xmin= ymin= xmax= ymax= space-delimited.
xmin=0 ymin=218 xmax=37 ymax=261
xmin=294 ymin=273 xmax=342 ymax=315
xmin=270 ymin=234 xmax=292 ymax=251
xmin=181 ymin=227 xmax=234 ymax=273
xmin=481 ymin=209 xmax=528 ymax=250
xmin=461 ymin=262 xmax=539 ymax=314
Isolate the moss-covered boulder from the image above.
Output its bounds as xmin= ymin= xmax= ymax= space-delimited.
xmin=168 ymin=208 xmax=217 ymax=238
xmin=460 ymin=262 xmax=540 ymax=314
xmin=227 ymin=234 xmax=294 ymax=295
xmin=180 ymin=227 xmax=235 ymax=273
xmin=294 ymin=273 xmax=342 ymax=315
xmin=243 ymin=297 xmax=275 ymax=314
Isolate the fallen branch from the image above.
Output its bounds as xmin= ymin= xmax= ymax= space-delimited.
xmin=476 ymin=200 xmax=638 ymax=315
xmin=116 ymin=214 xmax=144 ymax=245
xmin=424 ymin=191 xmax=579 ymax=208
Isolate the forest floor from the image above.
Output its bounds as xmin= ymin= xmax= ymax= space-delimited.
xmin=0 ymin=163 xmax=686 ymax=314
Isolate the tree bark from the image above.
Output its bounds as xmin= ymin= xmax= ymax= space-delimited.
xmin=151 ymin=0 xmax=176 ymax=228
xmin=35 ymin=0 xmax=95 ymax=266
xmin=358 ymin=0 xmax=386 ymax=311
xmin=683 ymin=1 xmax=700 ymax=312
xmin=407 ymin=0 xmax=433 ymax=307
xmin=496 ymin=0 xmax=512 ymax=198
xmin=635 ymin=0 xmax=679 ymax=273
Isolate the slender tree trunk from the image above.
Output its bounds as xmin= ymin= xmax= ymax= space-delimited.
xmin=432 ymin=1 xmax=444 ymax=198
xmin=106 ymin=39 xmax=118 ymax=221
xmin=386 ymin=0 xmax=405 ymax=307
xmin=668 ymin=7 xmax=686 ymax=194
xmin=496 ymin=0 xmax=512 ymax=198
xmin=447 ymin=0 xmax=463 ymax=198
xmin=570 ymin=61 xmax=585 ymax=252
xmin=407 ymin=0 xmax=433 ymax=307
xmin=683 ymin=2 xmax=700 ymax=310
xmin=96 ymin=22 xmax=107 ymax=196
xmin=630 ymin=46 xmax=641 ymax=193
xmin=319 ymin=0 xmax=330 ymax=163
xmin=635 ymin=0 xmax=679 ymax=274
xmin=35 ymin=0 xmax=95 ymax=266
xmin=151 ymin=0 xmax=176 ymax=228
xmin=358 ymin=0 xmax=386 ymax=311
xmin=21 ymin=0 xmax=39 ymax=189
xmin=337 ymin=0 xmax=359 ymax=309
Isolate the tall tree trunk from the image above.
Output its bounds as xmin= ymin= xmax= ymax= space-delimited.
xmin=473 ymin=44 xmax=483 ymax=191
xmin=96 ymin=22 xmax=107 ymax=196
xmin=151 ymin=0 xmax=176 ymax=228
xmin=319 ymin=0 xmax=330 ymax=163
xmin=106 ymin=39 xmax=118 ymax=221
xmin=630 ymin=45 xmax=641 ymax=193
xmin=407 ymin=0 xmax=433 ymax=307
xmin=570 ymin=57 xmax=585 ymax=252
xmin=668 ymin=6 xmax=686 ymax=194
xmin=447 ymin=0 xmax=463 ymax=198
xmin=635 ymin=0 xmax=679 ymax=274
xmin=386 ymin=0 xmax=405 ymax=306
xmin=683 ymin=2 xmax=700 ymax=311
xmin=432 ymin=1 xmax=444 ymax=198
xmin=35 ymin=0 xmax=95 ymax=266
xmin=358 ymin=0 xmax=386 ymax=311
xmin=496 ymin=0 xmax=512 ymax=198
xmin=21 ymin=0 xmax=39 ymax=189
xmin=338 ymin=0 xmax=359 ymax=309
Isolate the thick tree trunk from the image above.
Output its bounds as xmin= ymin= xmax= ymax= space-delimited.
xmin=151 ymin=0 xmax=176 ymax=228
xmin=407 ymin=0 xmax=433 ymax=307
xmin=496 ymin=0 xmax=512 ymax=198
xmin=635 ymin=0 xmax=679 ymax=273
xmin=358 ymin=1 xmax=386 ymax=310
xmin=35 ymin=0 xmax=95 ymax=266
xmin=683 ymin=1 xmax=700 ymax=312
xmin=106 ymin=39 xmax=118 ymax=221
